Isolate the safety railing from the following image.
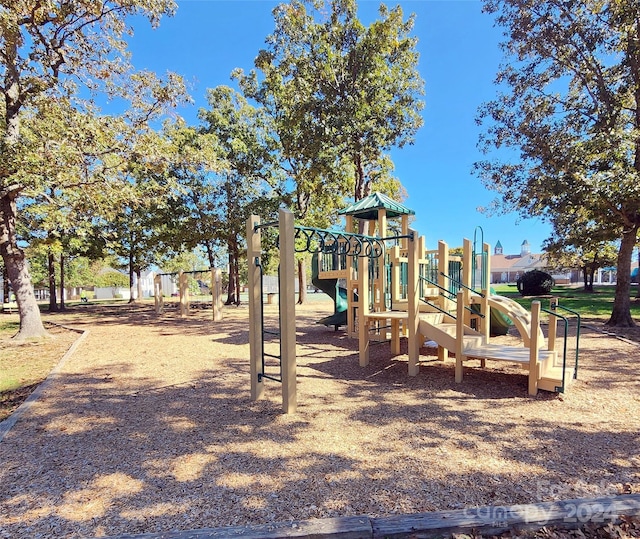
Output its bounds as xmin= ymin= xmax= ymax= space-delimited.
xmin=542 ymin=300 xmax=581 ymax=392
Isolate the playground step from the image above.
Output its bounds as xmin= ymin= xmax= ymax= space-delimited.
xmin=537 ymin=362 xmax=574 ymax=392
xmin=463 ymin=344 xmax=556 ymax=365
xmin=392 ymin=299 xmax=446 ymax=313
xmin=418 ymin=319 xmax=485 ymax=352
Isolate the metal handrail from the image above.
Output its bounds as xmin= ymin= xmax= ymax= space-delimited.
xmin=419 ymin=296 xmax=455 ymax=318
xmin=418 ymin=276 xmax=483 ymax=318
xmin=541 ymin=302 xmax=580 ymax=393
xmin=541 ymin=307 xmax=569 ymax=392
xmin=439 ymin=272 xmax=486 ymax=298
xmin=551 ymin=302 xmax=581 ymax=380
xmin=420 ymin=275 xmax=450 ymax=296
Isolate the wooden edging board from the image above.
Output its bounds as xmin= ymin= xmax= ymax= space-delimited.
xmin=104 ymin=494 xmax=640 ymax=539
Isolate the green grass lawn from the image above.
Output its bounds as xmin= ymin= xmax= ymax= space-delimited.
xmin=491 ymin=284 xmax=640 ymax=320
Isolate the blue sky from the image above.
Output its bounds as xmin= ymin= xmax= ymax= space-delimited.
xmin=128 ymin=0 xmax=551 ymax=256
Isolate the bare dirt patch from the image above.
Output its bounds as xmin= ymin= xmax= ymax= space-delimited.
xmin=0 ymin=300 xmax=638 ymax=538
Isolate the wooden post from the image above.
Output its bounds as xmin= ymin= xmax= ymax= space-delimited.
xmin=455 ymin=290 xmax=465 ymax=383
xmin=390 ymin=245 xmax=400 ymax=307
xmin=247 ymin=215 xmax=264 ymax=401
xmin=358 ymin=250 xmax=370 ymax=367
xmin=179 ymin=270 xmax=189 ymax=318
xmin=438 ymin=240 xmax=450 ymax=312
xmin=401 ymin=215 xmax=409 ymax=251
xmin=377 ymin=209 xmax=387 ymax=313
xmin=462 ymin=238 xmax=472 ymax=326
xmin=211 ymin=268 xmax=223 ymax=321
xmin=154 ymin=274 xmax=163 ymax=315
xmin=548 ymin=297 xmax=558 ymax=353
xmin=529 ymin=300 xmax=541 ymax=396
xmin=437 ymin=240 xmax=449 ymax=362
xmin=279 ymin=209 xmax=297 ymax=414
xmin=483 ymin=242 xmax=491 ymax=291
xmin=418 ymin=236 xmax=426 ymax=259
xmin=391 ymin=317 xmax=401 ymax=355
xmin=407 ymin=229 xmax=420 ymax=376
xmin=345 ymin=214 xmax=356 ymax=337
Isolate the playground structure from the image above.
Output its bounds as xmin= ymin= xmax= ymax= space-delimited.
xmin=154 ymin=269 xmax=223 ymax=321
xmin=248 ymin=197 xmax=580 ymax=413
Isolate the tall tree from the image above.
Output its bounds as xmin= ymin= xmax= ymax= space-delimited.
xmin=236 ymin=0 xmax=422 ymax=300
xmin=0 ymin=0 xmax=182 ymax=339
xmin=476 ymin=0 xmax=640 ymax=326
xmin=197 ymin=86 xmax=282 ymax=305
xmin=235 ymin=0 xmax=423 ymax=203
xmin=162 ymin=123 xmax=222 ymax=269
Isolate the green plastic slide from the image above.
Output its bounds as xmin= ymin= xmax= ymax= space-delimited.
xmin=311 ymin=253 xmax=349 ymax=327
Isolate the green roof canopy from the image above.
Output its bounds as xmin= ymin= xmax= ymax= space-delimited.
xmin=338 ymin=192 xmax=415 ymax=220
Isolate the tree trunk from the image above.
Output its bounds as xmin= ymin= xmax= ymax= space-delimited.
xmin=48 ymin=250 xmax=58 ymax=312
xmin=59 ymin=253 xmax=66 ymax=311
xmin=606 ymin=226 xmax=638 ymax=326
xmin=225 ymin=245 xmax=237 ymax=305
xmin=582 ymin=267 xmax=588 ymax=291
xmin=2 ymin=265 xmax=9 ymax=302
xmin=233 ymin=240 xmax=241 ymax=305
xmin=636 ymin=248 xmax=640 ymax=299
xmin=128 ymin=250 xmax=137 ymax=304
xmin=136 ymin=268 xmax=143 ymax=301
xmin=205 ymin=241 xmax=216 ymax=269
xmin=353 ymin=151 xmax=369 ymax=201
xmin=297 ymin=257 xmax=306 ymax=305
xmin=587 ymin=266 xmax=595 ymax=292
xmin=0 ymin=194 xmax=48 ymax=339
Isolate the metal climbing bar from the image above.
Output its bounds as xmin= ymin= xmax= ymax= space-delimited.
xmin=293 ymin=225 xmax=387 ymax=259
xmin=256 ymin=257 xmax=282 ymax=384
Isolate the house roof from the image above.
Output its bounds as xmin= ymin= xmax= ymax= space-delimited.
xmin=490 ymin=253 xmax=548 ymax=272
xmin=338 ymin=192 xmax=415 ymax=220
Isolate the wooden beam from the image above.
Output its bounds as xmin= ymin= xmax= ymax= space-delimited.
xmin=529 ymin=300 xmax=541 ymax=396
xmin=455 ymin=290 xmax=465 ymax=383
xmin=153 ymin=274 xmax=163 ymax=315
xmin=407 ymin=229 xmax=419 ymax=376
xmin=358 ymin=250 xmax=370 ymax=367
xmin=179 ymin=270 xmax=189 ymax=318
xmin=373 ymin=494 xmax=640 ymax=539
xmin=211 ymin=268 xmax=223 ymax=321
xmin=279 ymin=209 xmax=297 ymax=414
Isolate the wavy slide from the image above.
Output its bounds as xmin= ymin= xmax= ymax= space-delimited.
xmin=471 ymin=288 xmax=513 ymax=336
xmin=488 ymin=294 xmax=544 ymax=346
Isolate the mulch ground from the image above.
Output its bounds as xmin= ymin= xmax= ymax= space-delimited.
xmin=0 ymin=299 xmax=638 ymax=539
